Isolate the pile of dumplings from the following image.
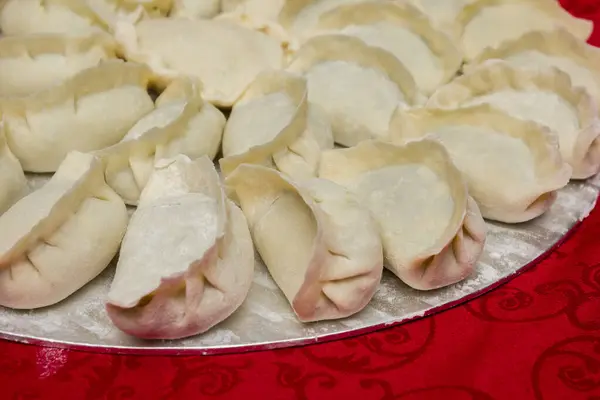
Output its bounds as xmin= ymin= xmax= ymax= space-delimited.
xmin=0 ymin=0 xmax=597 ymax=341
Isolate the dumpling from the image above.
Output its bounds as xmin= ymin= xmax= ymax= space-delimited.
xmin=457 ymin=0 xmax=593 ymax=61
xmin=0 ymin=32 xmax=118 ymax=97
xmin=428 ymin=61 xmax=600 ymax=179
xmin=0 ymin=151 xmax=128 ymax=309
xmin=319 ymin=139 xmax=486 ymax=291
xmin=170 ymin=0 xmax=221 ymax=19
xmin=226 ymin=164 xmax=383 ymax=322
xmin=0 ymin=60 xmax=156 ymax=173
xmin=107 ymin=155 xmax=254 ymax=339
xmin=302 ymin=1 xmax=462 ymax=95
xmin=220 ymin=70 xmax=325 ymax=180
xmin=278 ymin=0 xmax=378 ymax=38
xmin=286 ymin=34 xmax=422 ymax=147
xmin=113 ymin=17 xmax=284 ymax=106
xmin=468 ymin=29 xmax=600 ymax=107
xmin=0 ymin=123 xmax=27 ymax=215
xmin=389 ymin=105 xmax=572 ymax=222
xmin=97 ymin=77 xmax=226 ymax=205
xmin=405 ymin=0 xmax=475 ymax=35
xmin=0 ymin=0 xmax=105 ymax=36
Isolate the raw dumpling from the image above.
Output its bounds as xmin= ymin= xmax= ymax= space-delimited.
xmin=468 ymin=29 xmax=600 ymax=107
xmin=389 ymin=105 xmax=572 ymax=222
xmin=319 ymin=139 xmax=486 ymax=291
xmin=170 ymin=0 xmax=221 ymax=19
xmin=406 ymin=0 xmax=475 ymax=35
xmin=107 ymin=155 xmax=254 ymax=339
xmin=278 ymin=0 xmax=377 ymax=38
xmin=0 ymin=151 xmax=128 ymax=309
xmin=303 ymin=1 xmax=462 ymax=95
xmin=0 ymin=32 xmax=118 ymax=97
xmin=0 ymin=123 xmax=27 ymax=215
xmin=457 ymin=0 xmax=593 ymax=61
xmin=226 ymin=164 xmax=383 ymax=322
xmin=0 ymin=60 xmax=156 ymax=173
xmin=113 ymin=16 xmax=284 ymax=106
xmin=0 ymin=0 xmax=105 ymax=35
xmin=428 ymin=61 xmax=600 ymax=179
xmin=220 ymin=70 xmax=324 ymax=179
xmin=286 ymin=34 xmax=421 ymax=147
xmin=97 ymin=77 xmax=226 ymax=205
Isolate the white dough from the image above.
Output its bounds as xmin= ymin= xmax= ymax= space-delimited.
xmin=226 ymin=164 xmax=383 ymax=322
xmin=107 ymin=156 xmax=254 ymax=340
xmin=0 ymin=152 xmax=128 ymax=309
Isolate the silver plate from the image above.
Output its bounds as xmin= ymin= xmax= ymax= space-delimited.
xmin=0 ymin=174 xmax=598 ymax=355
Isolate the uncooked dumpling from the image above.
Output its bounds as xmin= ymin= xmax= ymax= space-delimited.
xmin=389 ymin=105 xmax=572 ymax=222
xmin=319 ymin=139 xmax=486 ymax=291
xmin=0 ymin=0 xmax=105 ymax=35
xmin=220 ymin=70 xmax=324 ymax=179
xmin=304 ymin=1 xmax=462 ymax=95
xmin=113 ymin=16 xmax=284 ymax=106
xmin=0 ymin=151 xmax=128 ymax=309
xmin=428 ymin=61 xmax=600 ymax=179
xmin=0 ymin=123 xmax=27 ymax=215
xmin=226 ymin=164 xmax=383 ymax=322
xmin=97 ymin=77 xmax=226 ymax=205
xmin=170 ymin=0 xmax=221 ymax=19
xmin=0 ymin=60 xmax=155 ymax=173
xmin=107 ymin=155 xmax=254 ymax=339
xmin=469 ymin=30 xmax=600 ymax=107
xmin=287 ymin=34 xmax=421 ymax=147
xmin=457 ymin=0 xmax=593 ymax=61
xmin=0 ymin=32 xmax=118 ymax=97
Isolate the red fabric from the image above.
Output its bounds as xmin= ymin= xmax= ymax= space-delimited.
xmin=3 ymin=4 xmax=600 ymax=400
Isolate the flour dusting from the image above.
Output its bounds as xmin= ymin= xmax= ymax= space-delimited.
xmin=36 ymin=347 xmax=67 ymax=379
xmin=0 ymin=175 xmax=595 ymax=353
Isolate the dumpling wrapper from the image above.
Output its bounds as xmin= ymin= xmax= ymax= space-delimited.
xmin=113 ymin=17 xmax=284 ymax=106
xmin=0 ymin=60 xmax=156 ymax=173
xmin=287 ymin=34 xmax=422 ymax=147
xmin=0 ymin=123 xmax=27 ymax=215
xmin=457 ymin=0 xmax=593 ymax=61
xmin=468 ymin=29 xmax=600 ymax=108
xmin=428 ymin=61 xmax=600 ymax=179
xmin=86 ymin=0 xmax=172 ymax=18
xmin=0 ymin=0 xmax=106 ymax=35
xmin=278 ymin=0 xmax=378 ymax=38
xmin=221 ymin=0 xmax=284 ymax=21
xmin=170 ymin=0 xmax=221 ymax=19
xmin=220 ymin=70 xmax=327 ymax=179
xmin=319 ymin=139 xmax=486 ymax=291
xmin=226 ymin=164 xmax=383 ymax=322
xmin=0 ymin=151 xmax=128 ymax=309
xmin=107 ymin=155 xmax=254 ymax=340
xmin=0 ymin=32 xmax=118 ymax=98
xmin=389 ymin=105 xmax=572 ymax=223
xmin=96 ymin=77 xmax=225 ymax=205
xmin=405 ymin=0 xmax=475 ymax=35
xmin=304 ymin=1 xmax=462 ymax=95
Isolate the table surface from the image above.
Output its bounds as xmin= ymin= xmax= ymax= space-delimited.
xmin=3 ymin=2 xmax=600 ymax=399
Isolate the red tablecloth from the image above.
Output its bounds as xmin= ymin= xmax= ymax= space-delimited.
xmin=3 ymin=4 xmax=600 ymax=400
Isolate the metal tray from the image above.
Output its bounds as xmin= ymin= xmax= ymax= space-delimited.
xmin=0 ymin=174 xmax=598 ymax=355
